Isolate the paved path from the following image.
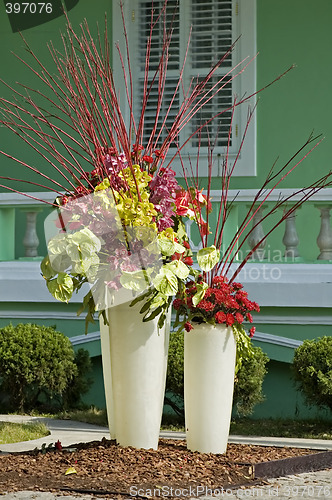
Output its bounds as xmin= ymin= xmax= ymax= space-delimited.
xmin=0 ymin=416 xmax=331 ymax=499
xmin=1 ymin=415 xmax=332 ymax=454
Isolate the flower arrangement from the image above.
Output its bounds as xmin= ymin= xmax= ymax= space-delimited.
xmin=174 ymin=276 xmax=259 ymax=335
xmin=0 ymin=0 xmax=331 ymax=356
xmin=41 ymin=147 xmax=209 ymax=330
xmin=170 ymin=123 xmax=331 ymax=366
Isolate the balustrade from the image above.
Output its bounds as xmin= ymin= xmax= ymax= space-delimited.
xmin=185 ymin=188 xmax=332 ymax=263
xmin=0 ymin=189 xmax=332 ymax=263
xmin=0 ymin=192 xmax=54 ymax=261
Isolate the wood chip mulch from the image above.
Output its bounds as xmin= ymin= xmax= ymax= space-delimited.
xmin=0 ymin=438 xmax=319 ymax=498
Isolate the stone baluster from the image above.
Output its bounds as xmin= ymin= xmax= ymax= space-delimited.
xmin=247 ymin=204 xmax=266 ymax=260
xmin=315 ymin=205 xmax=332 ymax=260
xmin=282 ymin=207 xmax=301 ymax=259
xmin=21 ymin=209 xmax=42 ymax=258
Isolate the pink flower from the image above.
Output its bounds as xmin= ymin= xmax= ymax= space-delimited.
xmin=197 ymin=300 xmax=214 ymax=312
xmin=226 ymin=313 xmax=235 ymax=326
xmin=173 ymin=299 xmax=182 ymax=310
xmin=215 ymin=311 xmax=226 ymax=324
xmin=235 ymin=312 xmax=244 ymax=324
xmin=143 ymin=155 xmax=154 ymax=163
xmin=249 ymin=327 xmax=256 ymax=338
xmin=212 ymin=276 xmax=227 ymax=285
xmin=184 ymin=322 xmax=193 ymax=332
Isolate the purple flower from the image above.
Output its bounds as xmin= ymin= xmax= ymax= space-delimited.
xmin=157 ymin=216 xmax=175 ymax=231
xmin=106 ymin=280 xmax=120 ymax=291
xmin=149 ymin=168 xmax=180 ymax=230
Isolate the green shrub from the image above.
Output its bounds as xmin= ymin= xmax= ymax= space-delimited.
xmin=0 ymin=323 xmax=78 ymax=412
xmin=166 ymin=330 xmax=269 ymax=417
xmin=292 ymin=336 xmax=332 ymax=412
xmin=62 ymin=348 xmax=94 ymax=410
xmin=233 ymin=346 xmax=269 ymax=416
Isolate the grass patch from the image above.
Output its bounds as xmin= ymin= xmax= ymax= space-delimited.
xmin=55 ymin=407 xmax=108 ymax=427
xmin=0 ymin=421 xmax=50 ymax=444
xmin=161 ymin=416 xmax=332 ymax=439
xmin=230 ymin=418 xmax=332 ymax=440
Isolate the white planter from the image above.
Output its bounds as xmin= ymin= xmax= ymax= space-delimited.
xmin=99 ymin=302 xmax=170 ymax=450
xmin=184 ymin=322 xmax=236 ymax=454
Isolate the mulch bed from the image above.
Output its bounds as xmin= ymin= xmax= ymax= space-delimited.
xmin=0 ymin=438 xmax=322 ymax=498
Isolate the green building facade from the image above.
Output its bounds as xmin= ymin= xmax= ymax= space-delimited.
xmin=0 ymin=0 xmax=331 ymax=419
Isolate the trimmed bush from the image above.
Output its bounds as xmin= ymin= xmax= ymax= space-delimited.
xmin=0 ymin=323 xmax=77 ymax=412
xmin=233 ymin=346 xmax=269 ymax=416
xmin=166 ymin=330 xmax=269 ymax=417
xmin=292 ymin=336 xmax=332 ymax=412
xmin=62 ymin=348 xmax=94 ymax=410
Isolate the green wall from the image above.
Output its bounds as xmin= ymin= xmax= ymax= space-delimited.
xmin=2 ymin=1 xmax=331 ymax=193
xmin=252 ymin=360 xmax=332 ymax=420
xmin=0 ymin=0 xmax=112 ymax=193
xmin=230 ymin=0 xmax=332 ymax=190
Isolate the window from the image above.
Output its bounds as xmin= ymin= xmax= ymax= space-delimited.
xmin=112 ymin=0 xmax=256 ymax=176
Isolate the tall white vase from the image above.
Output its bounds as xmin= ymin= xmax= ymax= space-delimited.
xmin=99 ymin=303 xmax=170 ymax=450
xmin=184 ymin=322 xmax=236 ymax=454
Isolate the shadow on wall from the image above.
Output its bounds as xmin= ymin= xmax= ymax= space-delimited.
xmin=4 ymin=0 xmax=80 ymax=32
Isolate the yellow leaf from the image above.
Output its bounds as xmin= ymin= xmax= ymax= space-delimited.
xmin=65 ymin=467 xmax=77 ymax=475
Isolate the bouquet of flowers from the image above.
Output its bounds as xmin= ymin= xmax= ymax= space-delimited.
xmin=0 ymin=1 xmax=331 ymax=358
xmin=41 ymin=148 xmax=209 ymax=330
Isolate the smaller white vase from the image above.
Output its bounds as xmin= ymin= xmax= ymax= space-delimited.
xmin=184 ymin=322 xmax=236 ymax=454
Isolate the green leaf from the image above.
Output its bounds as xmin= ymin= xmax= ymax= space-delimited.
xmin=50 ymin=253 xmax=73 ymax=273
xmin=40 ymin=255 xmax=57 ymax=280
xmin=72 ymin=253 xmax=100 ymax=276
xmin=176 ymin=220 xmax=187 ymax=241
xmin=158 ymin=237 xmax=175 ymax=256
xmin=192 ymin=281 xmax=209 ymax=306
xmin=165 ymin=260 xmax=190 ymax=280
xmin=120 ymin=270 xmax=151 ymax=292
xmin=143 ymin=306 xmax=163 ymax=322
xmin=174 ymin=242 xmax=186 ymax=254
xmin=71 ymin=227 xmax=101 ymax=253
xmin=148 ymin=292 xmax=168 ymax=310
xmin=129 ymin=288 xmax=154 ymax=307
xmin=158 ymin=312 xmax=166 ymax=329
xmin=139 ymin=297 xmax=155 ymax=314
xmin=77 ymin=290 xmax=93 ymax=317
xmin=197 ymin=245 xmax=220 ymax=272
xmin=47 ymin=273 xmax=74 ymax=303
xmin=153 ymin=268 xmax=178 ymax=296
xmin=233 ymin=323 xmax=255 ymax=375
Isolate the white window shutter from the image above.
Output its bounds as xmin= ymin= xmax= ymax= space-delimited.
xmin=137 ymin=0 xmax=180 ymax=147
xmin=189 ymin=0 xmax=234 ymax=149
xmin=112 ymin=0 xmax=257 ymax=176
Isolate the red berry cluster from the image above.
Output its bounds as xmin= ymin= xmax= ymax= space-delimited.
xmin=174 ymin=275 xmax=259 ymax=335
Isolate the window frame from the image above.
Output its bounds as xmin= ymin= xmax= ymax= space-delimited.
xmin=112 ymin=0 xmax=257 ymax=177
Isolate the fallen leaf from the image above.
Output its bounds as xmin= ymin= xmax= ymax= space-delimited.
xmin=65 ymin=467 xmax=77 ymax=475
